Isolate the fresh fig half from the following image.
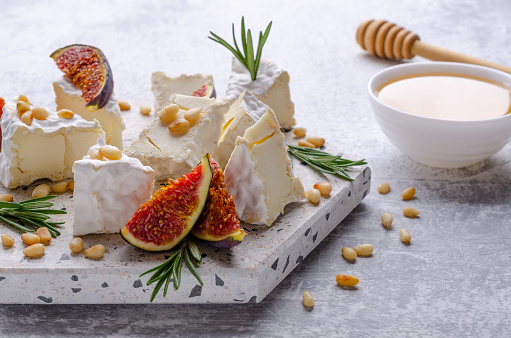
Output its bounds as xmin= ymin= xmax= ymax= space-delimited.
xmin=192 ymin=83 xmax=216 ymax=99
xmin=192 ymin=155 xmax=245 ymax=247
xmin=50 ymin=44 xmax=113 ymax=111
xmin=121 ymin=154 xmax=213 ymax=251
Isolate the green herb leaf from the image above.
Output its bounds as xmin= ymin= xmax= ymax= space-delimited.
xmin=209 ymin=16 xmax=272 ymax=81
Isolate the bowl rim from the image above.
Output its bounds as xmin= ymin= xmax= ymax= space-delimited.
xmin=368 ymin=61 xmax=511 ymax=124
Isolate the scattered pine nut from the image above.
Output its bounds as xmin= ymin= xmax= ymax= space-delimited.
xmin=306 ymin=188 xmax=321 ymax=204
xmin=68 ymin=181 xmax=75 ymax=192
xmin=57 ymin=109 xmax=74 ymax=119
xmin=399 ymin=228 xmax=411 ymax=243
xmin=23 ymin=243 xmax=45 ymax=258
xmin=401 ymin=187 xmax=416 ymax=200
xmin=21 ymin=233 xmax=40 ymax=246
xmin=51 ymin=181 xmax=68 ymax=193
xmin=377 ymin=182 xmax=390 ymax=194
xmin=118 ymin=100 xmax=131 ymax=111
xmin=99 ymin=145 xmax=122 ymax=160
xmin=302 ymin=291 xmax=314 ymax=307
xmin=184 ymin=108 xmax=201 ymax=123
xmin=168 ymin=118 xmax=190 ymax=133
xmin=69 ymin=237 xmax=84 ymax=253
xmin=336 ymin=274 xmax=359 ymax=286
xmin=342 ymin=247 xmax=357 ymax=260
xmin=31 ymin=106 xmax=49 ymax=120
xmin=403 ymin=206 xmax=420 ymax=218
xmin=84 ymin=244 xmax=105 ymax=259
xmin=17 ymin=94 xmax=31 ymax=106
xmin=1 ymin=233 xmax=14 ymax=246
xmin=293 ymin=127 xmax=306 ymax=138
xmin=298 ymin=140 xmax=315 ymax=148
xmin=89 ymin=149 xmax=104 ymax=161
xmin=158 ymin=104 xmax=179 ymax=122
xmin=139 ymin=105 xmax=152 ymax=116
xmin=17 ymin=101 xmax=31 ymax=115
xmin=353 ymin=243 xmax=374 ymax=256
xmin=307 ymin=136 xmax=325 ymax=148
xmin=313 ymin=181 xmax=332 ymax=196
xmin=381 ymin=212 xmax=393 ymax=230
xmin=36 ymin=228 xmax=52 ymax=246
xmin=32 ymin=184 xmax=50 ymax=199
xmin=0 ymin=194 xmax=13 ymax=202
xmin=21 ymin=111 xmax=33 ymax=126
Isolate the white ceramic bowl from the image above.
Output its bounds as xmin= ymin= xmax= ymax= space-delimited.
xmin=368 ymin=62 xmax=511 ymax=168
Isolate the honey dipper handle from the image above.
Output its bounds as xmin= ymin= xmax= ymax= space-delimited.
xmin=412 ymin=41 xmax=511 ymax=75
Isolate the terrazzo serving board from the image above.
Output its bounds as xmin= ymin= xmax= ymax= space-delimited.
xmin=0 ymin=102 xmax=371 ymax=304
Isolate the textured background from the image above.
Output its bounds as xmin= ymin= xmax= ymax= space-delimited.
xmin=1 ymin=0 xmax=511 ymax=336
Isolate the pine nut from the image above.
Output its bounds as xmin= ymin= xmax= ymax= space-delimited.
xmin=140 ymin=105 xmax=152 ymax=115
xmin=306 ymin=188 xmax=321 ymax=204
xmin=21 ymin=233 xmax=40 ymax=246
xmin=342 ymin=247 xmax=357 ymax=260
xmin=21 ymin=111 xmax=33 ymax=126
xmin=68 ymin=181 xmax=75 ymax=192
xmin=377 ymin=182 xmax=390 ymax=194
xmin=381 ymin=212 xmax=393 ymax=230
xmin=298 ymin=140 xmax=315 ymax=148
xmin=69 ymin=237 xmax=84 ymax=253
xmin=99 ymin=145 xmax=122 ymax=160
xmin=17 ymin=94 xmax=31 ymax=106
xmin=158 ymin=104 xmax=179 ymax=122
xmin=0 ymin=194 xmax=13 ymax=202
xmin=1 ymin=233 xmax=14 ymax=246
xmin=307 ymin=136 xmax=325 ymax=148
xmin=336 ymin=274 xmax=359 ymax=286
xmin=31 ymin=106 xmax=49 ymax=120
xmin=353 ymin=243 xmax=374 ymax=256
xmin=401 ymin=187 xmax=416 ymax=200
xmin=313 ymin=181 xmax=332 ymax=196
xmin=36 ymin=228 xmax=52 ymax=246
xmin=32 ymin=184 xmax=50 ymax=199
xmin=302 ymin=291 xmax=314 ymax=307
xmin=57 ymin=109 xmax=74 ymax=119
xmin=89 ymin=149 xmax=104 ymax=161
xmin=84 ymin=244 xmax=105 ymax=259
xmin=23 ymin=243 xmax=45 ymax=258
xmin=118 ymin=100 xmax=131 ymax=111
xmin=168 ymin=118 xmax=190 ymax=133
xmin=184 ymin=108 xmax=201 ymax=123
xmin=17 ymin=101 xmax=31 ymax=115
xmin=293 ymin=127 xmax=306 ymax=138
xmin=400 ymin=228 xmax=411 ymax=243
xmin=51 ymin=181 xmax=68 ymax=193
xmin=403 ymin=206 xmax=420 ymax=218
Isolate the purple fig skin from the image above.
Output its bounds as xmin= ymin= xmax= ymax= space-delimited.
xmin=210 ymin=87 xmax=217 ymax=99
xmin=197 ymin=236 xmax=243 ymax=248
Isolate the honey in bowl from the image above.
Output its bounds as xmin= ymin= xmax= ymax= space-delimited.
xmin=377 ymin=74 xmax=511 ymax=120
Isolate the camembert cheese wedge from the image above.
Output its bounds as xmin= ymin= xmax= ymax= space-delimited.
xmin=225 ymin=58 xmax=296 ymax=129
xmin=224 ymin=109 xmax=305 ymax=226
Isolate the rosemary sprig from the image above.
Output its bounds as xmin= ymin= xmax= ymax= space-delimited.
xmin=0 ymin=195 xmax=66 ymax=237
xmin=209 ymin=16 xmax=272 ymax=81
xmin=140 ymin=237 xmax=203 ymax=302
xmin=287 ymin=145 xmax=367 ymax=181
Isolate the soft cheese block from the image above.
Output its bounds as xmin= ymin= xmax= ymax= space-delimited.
xmin=151 ymin=72 xmax=215 ymax=113
xmin=73 ymin=136 xmax=155 ymax=236
xmin=225 ymin=58 xmax=295 ymax=129
xmin=217 ymin=90 xmax=269 ymax=168
xmin=0 ymin=98 xmax=104 ymax=188
xmin=224 ymin=109 xmax=305 ymax=226
xmin=124 ymin=94 xmax=228 ymax=180
xmin=53 ymin=76 xmax=125 ymax=149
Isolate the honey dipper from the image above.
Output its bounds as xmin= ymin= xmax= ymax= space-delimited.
xmin=356 ymin=19 xmax=511 ymax=74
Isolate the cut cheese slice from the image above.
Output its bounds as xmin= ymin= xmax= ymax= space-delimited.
xmin=151 ymin=72 xmax=215 ymax=113
xmin=0 ymin=98 xmax=104 ymax=188
xmin=224 ymin=109 xmax=305 ymax=226
xmin=124 ymin=94 xmax=228 ymax=180
xmin=53 ymin=76 xmax=125 ymax=149
xmin=73 ymin=136 xmax=155 ymax=236
xmin=217 ymin=90 xmax=269 ymax=168
xmin=225 ymin=58 xmax=295 ymax=129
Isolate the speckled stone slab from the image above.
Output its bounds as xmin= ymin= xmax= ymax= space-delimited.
xmin=0 ymin=103 xmax=370 ymax=304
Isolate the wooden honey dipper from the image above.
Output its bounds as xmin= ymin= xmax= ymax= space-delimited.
xmin=357 ymin=19 xmax=511 ymax=74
